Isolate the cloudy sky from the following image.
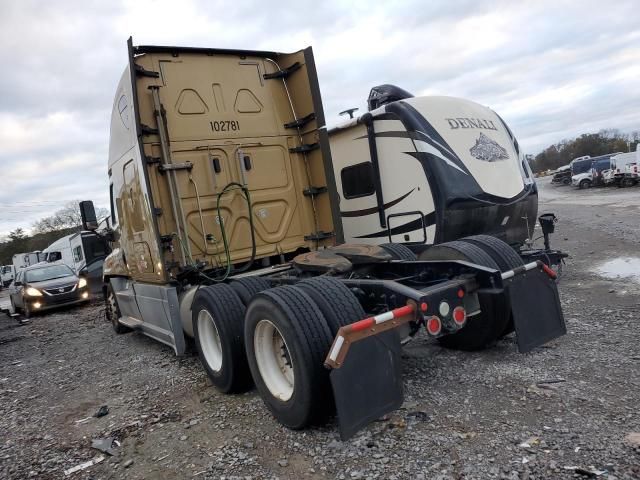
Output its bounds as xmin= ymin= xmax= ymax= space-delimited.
xmin=1 ymin=0 xmax=639 ymax=235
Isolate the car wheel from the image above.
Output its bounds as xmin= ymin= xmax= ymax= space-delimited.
xmin=9 ymin=297 xmax=16 ymax=315
xmin=23 ymin=302 xmax=31 ymax=319
xmin=579 ymin=179 xmax=591 ymax=189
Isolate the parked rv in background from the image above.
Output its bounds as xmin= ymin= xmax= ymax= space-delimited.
xmin=42 ymin=231 xmax=110 ymax=294
xmin=12 ymin=251 xmax=43 ymax=271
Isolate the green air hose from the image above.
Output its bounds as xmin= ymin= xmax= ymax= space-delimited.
xmin=198 ymin=182 xmax=257 ymax=283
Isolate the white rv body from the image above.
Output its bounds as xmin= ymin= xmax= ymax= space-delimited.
xmin=12 ymin=252 xmax=42 ymax=271
xmin=329 ymin=94 xmax=537 ymax=247
xmin=42 ymin=234 xmax=76 ymax=269
xmin=42 ymin=231 xmax=110 ymax=293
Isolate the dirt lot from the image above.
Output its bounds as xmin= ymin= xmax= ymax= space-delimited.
xmin=1 ymin=180 xmax=639 ymax=480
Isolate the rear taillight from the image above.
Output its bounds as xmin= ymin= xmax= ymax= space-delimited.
xmin=452 ymin=307 xmax=467 ymax=326
xmin=426 ymin=316 xmax=442 ymax=335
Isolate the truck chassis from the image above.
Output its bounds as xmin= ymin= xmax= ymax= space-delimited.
xmin=106 ymin=237 xmax=565 ymax=439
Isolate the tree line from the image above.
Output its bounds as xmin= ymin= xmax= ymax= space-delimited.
xmin=530 ymin=129 xmax=640 ymax=173
xmin=0 ymin=201 xmax=108 ymax=266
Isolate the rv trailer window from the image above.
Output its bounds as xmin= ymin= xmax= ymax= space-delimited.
xmin=341 ymin=162 xmax=376 ymax=199
xmin=73 ymin=246 xmax=83 ymax=263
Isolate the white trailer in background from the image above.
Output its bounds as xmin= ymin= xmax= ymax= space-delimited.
xmin=12 ymin=251 xmax=42 ymax=271
xmin=42 ymin=231 xmax=110 ymax=294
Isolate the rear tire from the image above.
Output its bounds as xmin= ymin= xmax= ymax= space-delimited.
xmin=380 ymin=243 xmax=417 ymax=261
xmin=458 ymin=235 xmax=524 ymax=337
xmin=105 ymin=284 xmax=130 ymax=334
xmin=297 ymin=277 xmax=365 ymax=335
xmin=245 ymin=285 xmax=333 ymax=429
xmin=192 ymin=284 xmax=251 ymax=393
xmin=419 ymin=241 xmax=509 ymax=350
xmin=230 ymin=276 xmax=271 ymax=305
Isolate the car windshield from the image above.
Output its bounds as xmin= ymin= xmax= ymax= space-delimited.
xmin=25 ymin=264 xmax=74 ymax=283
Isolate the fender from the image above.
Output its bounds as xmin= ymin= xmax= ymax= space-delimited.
xmin=102 ymin=248 xmax=129 ymax=279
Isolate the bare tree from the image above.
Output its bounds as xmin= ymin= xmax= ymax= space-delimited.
xmin=32 ymin=201 xmax=109 ymax=234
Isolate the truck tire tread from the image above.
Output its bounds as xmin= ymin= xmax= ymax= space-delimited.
xmin=193 ymin=284 xmax=251 ymax=393
xmin=244 ymin=285 xmax=333 ymax=429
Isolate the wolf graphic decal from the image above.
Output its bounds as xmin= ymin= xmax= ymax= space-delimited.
xmin=469 ymin=132 xmax=509 ymax=162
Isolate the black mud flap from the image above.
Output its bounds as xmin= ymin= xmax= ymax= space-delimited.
xmin=509 ymin=268 xmax=566 ymax=353
xmin=330 ymin=330 xmax=403 ymax=441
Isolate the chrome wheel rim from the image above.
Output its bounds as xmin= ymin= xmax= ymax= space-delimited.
xmin=197 ymin=309 xmax=223 ymax=372
xmin=254 ymin=319 xmax=294 ymax=401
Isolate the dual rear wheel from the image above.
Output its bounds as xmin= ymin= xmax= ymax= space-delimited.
xmin=193 ymin=277 xmax=362 ymax=429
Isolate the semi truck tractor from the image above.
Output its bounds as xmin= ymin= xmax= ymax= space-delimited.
xmin=81 ymin=38 xmax=566 ymax=439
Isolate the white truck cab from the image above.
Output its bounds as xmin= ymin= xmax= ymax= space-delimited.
xmin=571 ymin=171 xmax=593 ymax=189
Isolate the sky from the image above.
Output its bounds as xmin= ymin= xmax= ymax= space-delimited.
xmin=0 ymin=0 xmax=639 ymax=235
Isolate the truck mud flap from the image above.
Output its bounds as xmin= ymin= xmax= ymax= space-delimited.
xmin=509 ymin=268 xmax=566 ymax=353
xmin=330 ymin=330 xmax=403 ymax=440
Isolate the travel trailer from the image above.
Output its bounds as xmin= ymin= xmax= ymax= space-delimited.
xmin=329 ymin=85 xmax=537 ymax=247
xmin=42 ymin=231 xmax=110 ymax=294
xmin=12 ymin=251 xmax=42 ymax=271
xmin=84 ymin=38 xmax=566 ymax=439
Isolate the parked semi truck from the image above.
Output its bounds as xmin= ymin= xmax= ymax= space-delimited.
xmin=82 ymin=38 xmax=566 ymax=439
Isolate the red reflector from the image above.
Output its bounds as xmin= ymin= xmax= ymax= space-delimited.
xmin=457 ymin=289 xmax=464 ymax=298
xmin=426 ymin=316 xmax=441 ymax=335
xmin=452 ymin=307 xmax=466 ymax=325
xmin=420 ymin=302 xmax=428 ymax=312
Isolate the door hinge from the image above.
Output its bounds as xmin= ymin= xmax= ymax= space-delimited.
xmin=304 ymin=231 xmax=335 ymax=241
xmin=158 ymin=162 xmax=193 ymax=173
xmin=284 ymin=112 xmax=316 ymax=130
xmin=140 ymin=124 xmax=159 ymax=135
xmin=303 ymin=186 xmax=328 ymax=197
xmin=134 ymin=63 xmax=160 ymax=78
xmin=289 ymin=143 xmax=319 ymax=154
xmin=263 ymin=61 xmax=302 ymax=80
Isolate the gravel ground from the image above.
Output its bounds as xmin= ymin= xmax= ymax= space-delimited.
xmin=1 ymin=180 xmax=639 ymax=480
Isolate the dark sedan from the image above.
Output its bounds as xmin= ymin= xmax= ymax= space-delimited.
xmin=8 ymin=263 xmax=90 ymax=318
